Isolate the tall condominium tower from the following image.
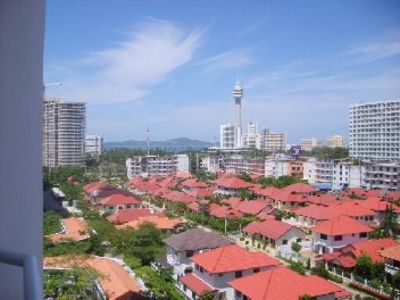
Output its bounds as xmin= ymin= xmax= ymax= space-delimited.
xmin=42 ymin=98 xmax=86 ymax=167
xmin=349 ymin=100 xmax=400 ymax=161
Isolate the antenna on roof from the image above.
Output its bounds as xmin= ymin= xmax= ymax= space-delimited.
xmin=146 ymin=126 xmax=150 ymax=156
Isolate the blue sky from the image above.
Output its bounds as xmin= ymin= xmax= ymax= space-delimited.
xmin=45 ymin=0 xmax=400 ymax=143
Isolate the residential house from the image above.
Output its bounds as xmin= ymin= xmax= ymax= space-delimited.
xmin=380 ymin=244 xmax=400 ymax=281
xmin=178 ymin=244 xmax=281 ymax=300
xmin=243 ymin=219 xmax=306 ymax=249
xmin=313 ymin=216 xmax=373 ymax=253
xmin=215 ymin=177 xmax=253 ymax=195
xmin=163 ymin=228 xmax=233 ymax=278
xmin=100 ymin=194 xmax=141 ymax=214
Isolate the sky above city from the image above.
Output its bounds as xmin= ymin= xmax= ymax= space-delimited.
xmin=45 ymin=0 xmax=400 ymax=144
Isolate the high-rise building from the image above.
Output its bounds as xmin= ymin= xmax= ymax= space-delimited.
xmin=243 ymin=121 xmax=261 ymax=149
xmin=85 ymin=134 xmax=103 ymax=158
xmin=301 ymin=137 xmax=322 ymax=152
xmin=220 ymin=124 xmax=238 ymax=149
xmin=262 ymin=129 xmax=285 ymax=152
xmin=327 ymin=135 xmax=345 ymax=148
xmin=42 ymin=98 xmax=86 ymax=167
xmin=349 ymin=100 xmax=400 ymax=161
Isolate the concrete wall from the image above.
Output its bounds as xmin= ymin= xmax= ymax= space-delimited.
xmin=0 ymin=0 xmax=45 ymax=298
xmin=314 ymin=232 xmax=369 ymax=253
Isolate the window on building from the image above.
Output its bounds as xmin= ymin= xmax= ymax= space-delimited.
xmin=334 ymin=235 xmax=343 ymax=241
xmin=359 ymin=232 xmax=368 ymax=238
xmin=235 ymin=271 xmax=242 ymax=278
xmin=186 ymin=250 xmax=194 ymax=257
xmin=218 ymin=273 xmax=223 ymax=277
xmin=320 ymin=234 xmax=327 ymax=240
xmin=253 ymin=268 xmax=260 ymax=273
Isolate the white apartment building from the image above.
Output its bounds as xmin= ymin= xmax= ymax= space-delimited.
xmin=85 ymin=134 xmax=103 ymax=158
xmin=262 ymin=129 xmax=285 ymax=153
xmin=327 ymin=135 xmax=345 ymax=148
xmin=301 ymin=137 xmax=322 ymax=152
xmin=332 ymin=161 xmax=364 ymax=190
xmin=265 ymin=157 xmax=291 ymax=178
xmin=126 ymin=154 xmax=189 ymax=179
xmin=349 ymin=100 xmax=400 ymax=161
xmin=220 ymin=123 xmax=241 ymax=149
xmin=303 ymin=158 xmax=333 ymax=185
xmin=363 ymin=161 xmax=399 ymax=191
xmin=243 ymin=121 xmax=261 ymax=149
xmin=42 ymin=98 xmax=86 ymax=167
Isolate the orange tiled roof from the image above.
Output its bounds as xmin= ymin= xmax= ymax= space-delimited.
xmin=228 ymin=266 xmax=350 ymax=300
xmin=180 ymin=273 xmax=215 ymax=295
xmin=47 ymin=217 xmax=90 ymax=243
xmin=313 ymin=216 xmax=373 ymax=236
xmin=116 ymin=215 xmax=185 ymax=231
xmin=380 ymin=244 xmax=400 ymax=261
xmin=44 ymin=256 xmax=142 ymax=300
xmin=243 ymin=219 xmax=294 ymax=240
xmin=191 ymin=244 xmax=281 ymax=273
xmin=101 ymin=194 xmax=140 ymax=206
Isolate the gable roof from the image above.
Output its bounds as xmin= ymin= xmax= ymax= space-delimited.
xmin=236 ymin=199 xmax=269 ymax=215
xmin=100 ymin=194 xmax=140 ymax=206
xmin=228 ymin=266 xmax=349 ymax=300
xmin=380 ymin=244 xmax=400 ymax=262
xmin=181 ymin=178 xmax=208 ymax=189
xmin=313 ymin=216 xmax=373 ymax=236
xmin=44 ymin=256 xmax=142 ymax=300
xmin=191 ymin=244 xmax=281 ymax=273
xmin=322 ymin=238 xmax=398 ymax=268
xmin=106 ymin=208 xmax=156 ymax=223
xmin=243 ymin=219 xmax=298 ymax=240
xmin=216 ymin=177 xmax=253 ymax=189
xmin=283 ymin=183 xmax=318 ymax=194
xmin=116 ymin=215 xmax=185 ymax=231
xmin=47 ymin=217 xmax=90 ymax=243
xmin=180 ymin=273 xmax=215 ymax=295
xmin=164 ymin=228 xmax=233 ymax=251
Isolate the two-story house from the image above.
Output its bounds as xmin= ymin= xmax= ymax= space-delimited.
xmin=178 ymin=244 xmax=281 ymax=300
xmin=312 ymin=216 xmax=373 ymax=253
xmin=163 ymin=228 xmax=233 ymax=278
xmin=99 ymin=194 xmax=141 ymax=214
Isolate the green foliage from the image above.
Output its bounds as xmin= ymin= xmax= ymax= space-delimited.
xmin=311 ymin=265 xmax=343 ymax=284
xmin=239 ymin=172 xmax=252 ymax=182
xmin=129 ymin=222 xmax=164 ymax=265
xmin=195 ymin=170 xmax=217 ymax=182
xmin=289 ymin=261 xmax=306 ymax=275
xmin=200 ymin=291 xmax=215 ymax=300
xmin=135 ymin=266 xmax=186 ymax=300
xmin=44 ymin=266 xmax=99 ymax=299
xmin=123 ymin=255 xmax=142 ymax=270
xmin=354 ymin=255 xmax=385 ymax=281
xmin=291 ymin=242 xmax=302 ymax=253
xmin=44 ymin=210 xmax=62 ymax=235
xmin=235 ymin=188 xmax=256 ymax=200
xmin=371 ymin=206 xmax=400 ymax=238
xmin=310 ymin=147 xmax=349 ymax=160
xmin=299 ymin=295 xmax=311 ymax=300
xmin=257 ymin=175 xmax=303 ymax=188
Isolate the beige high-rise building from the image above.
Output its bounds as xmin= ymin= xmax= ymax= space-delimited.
xmin=327 ymin=135 xmax=345 ymax=148
xmin=300 ymin=137 xmax=322 ymax=152
xmin=42 ymin=98 xmax=86 ymax=167
xmin=262 ymin=129 xmax=285 ymax=152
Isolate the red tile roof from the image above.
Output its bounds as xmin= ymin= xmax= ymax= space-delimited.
xmin=228 ymin=266 xmax=350 ymax=300
xmin=47 ymin=217 xmax=90 ymax=243
xmin=294 ymin=204 xmax=340 ymax=221
xmin=188 ymin=188 xmax=215 ymax=198
xmin=181 ymin=179 xmax=208 ymax=189
xmin=323 ymin=238 xmax=397 ymax=268
xmin=380 ymin=244 xmax=400 ymax=261
xmin=236 ymin=199 xmax=269 ymax=215
xmin=356 ymin=197 xmax=393 ymax=212
xmin=305 ymin=194 xmax=341 ymax=206
xmin=223 ymin=197 xmax=242 ymax=209
xmin=84 ymin=181 xmax=114 ymax=194
xmin=44 ymin=256 xmax=142 ymax=300
xmin=313 ymin=216 xmax=373 ymax=236
xmin=191 ymin=244 xmax=281 ymax=273
xmin=180 ymin=273 xmax=215 ymax=295
xmin=106 ymin=209 xmax=157 ymax=223
xmin=209 ymin=204 xmax=243 ymax=219
xmin=273 ymin=189 xmax=310 ymax=203
xmin=283 ymin=183 xmax=318 ymax=194
xmin=258 ymin=187 xmax=280 ymax=199
xmin=216 ymin=177 xmax=253 ymax=189
xmin=243 ymin=219 xmax=295 ymax=240
xmin=116 ymin=215 xmax=186 ymax=231
xmin=100 ymin=194 xmax=140 ymax=206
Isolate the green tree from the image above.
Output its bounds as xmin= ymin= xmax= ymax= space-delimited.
xmin=200 ymin=291 xmax=215 ymax=300
xmin=291 ymin=242 xmax=302 ymax=253
xmin=239 ymin=172 xmax=252 ymax=182
xmin=130 ymin=222 xmax=163 ymax=265
xmin=354 ymin=255 xmax=375 ymax=280
xmin=44 ymin=210 xmax=62 ymax=235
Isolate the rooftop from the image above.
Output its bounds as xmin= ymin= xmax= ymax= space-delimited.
xmin=313 ymin=216 xmax=373 ymax=236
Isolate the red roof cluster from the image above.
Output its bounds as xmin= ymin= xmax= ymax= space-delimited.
xmin=243 ymin=219 xmax=295 ymax=240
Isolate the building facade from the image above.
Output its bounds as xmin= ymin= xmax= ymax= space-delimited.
xmin=85 ymin=134 xmax=103 ymax=158
xmin=243 ymin=121 xmax=261 ymax=149
xmin=42 ymin=98 xmax=86 ymax=167
xmin=220 ymin=124 xmax=240 ymax=149
xmin=301 ymin=138 xmax=322 ymax=152
xmin=332 ymin=161 xmax=364 ymax=190
xmin=349 ymin=100 xmax=400 ymax=161
xmin=327 ymin=135 xmax=345 ymax=148
xmin=126 ymin=154 xmax=189 ymax=179
xmin=363 ymin=161 xmax=399 ymax=191
xmin=261 ymin=129 xmax=285 ymax=153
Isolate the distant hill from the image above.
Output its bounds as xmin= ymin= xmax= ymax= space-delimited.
xmin=104 ymin=137 xmax=214 ymax=152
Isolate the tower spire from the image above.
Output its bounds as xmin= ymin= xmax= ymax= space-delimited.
xmin=146 ymin=126 xmax=150 ymax=156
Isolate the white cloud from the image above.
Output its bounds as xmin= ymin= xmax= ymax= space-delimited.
xmin=45 ymin=19 xmax=204 ymax=103
xmin=343 ymin=40 xmax=400 ymax=63
xmin=195 ymin=48 xmax=253 ymax=74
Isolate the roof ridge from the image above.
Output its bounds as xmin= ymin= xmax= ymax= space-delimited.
xmin=261 ymin=266 xmax=276 ymax=300
xmin=212 ymin=244 xmax=230 ymax=272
